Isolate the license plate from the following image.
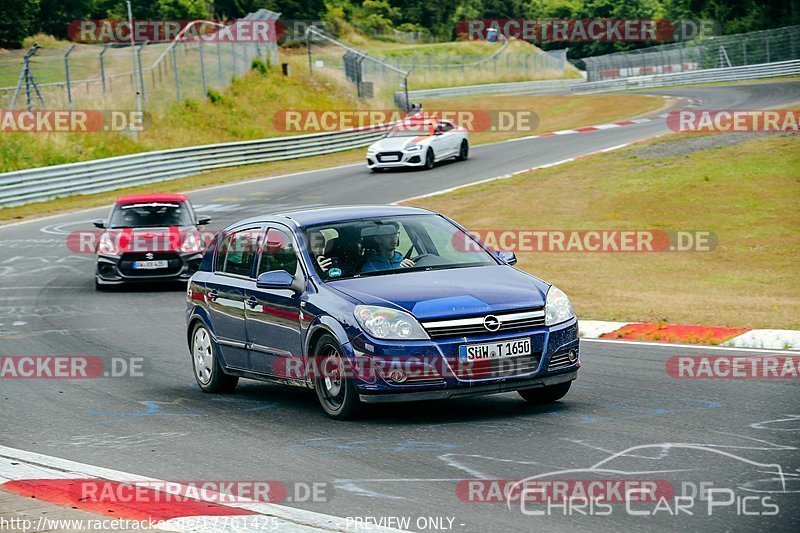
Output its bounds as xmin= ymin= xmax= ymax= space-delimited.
xmin=459 ymin=337 xmax=531 ymax=362
xmin=133 ymin=260 xmax=168 ymax=270
xmin=381 ymin=155 xmax=400 ymax=162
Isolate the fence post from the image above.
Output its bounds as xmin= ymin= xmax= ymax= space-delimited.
xmin=232 ymin=43 xmax=238 ymax=75
xmin=171 ymin=45 xmax=181 ymax=101
xmin=765 ymin=35 xmax=770 ymax=62
xmin=199 ymin=43 xmax=207 ymax=96
xmin=742 ymin=39 xmax=747 ymax=65
xmin=64 ymin=45 xmax=77 ymax=106
xmin=99 ymin=44 xmax=110 ymax=95
xmin=216 ymin=40 xmax=223 ymax=83
xmin=136 ymin=42 xmax=147 ymax=103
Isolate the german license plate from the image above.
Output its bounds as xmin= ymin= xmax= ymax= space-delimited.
xmin=459 ymin=337 xmax=531 ymax=362
xmin=381 ymin=155 xmax=400 ymax=162
xmin=133 ymin=260 xmax=168 ymax=270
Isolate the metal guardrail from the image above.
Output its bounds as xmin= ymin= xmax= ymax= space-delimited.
xmin=0 ymin=125 xmax=390 ymax=208
xmin=397 ymin=78 xmax=585 ymax=101
xmin=571 ymin=60 xmax=800 ymax=93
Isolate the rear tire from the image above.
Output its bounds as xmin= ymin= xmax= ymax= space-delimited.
xmin=423 ymin=148 xmax=435 ymax=170
xmin=456 ymin=140 xmax=469 ymax=161
xmin=190 ymin=322 xmax=238 ymax=393
xmin=519 ymin=381 xmax=571 ymax=403
xmin=312 ymin=334 xmax=363 ymax=420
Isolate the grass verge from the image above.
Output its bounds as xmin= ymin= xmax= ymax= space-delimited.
xmin=407 ymin=133 xmax=800 ymax=331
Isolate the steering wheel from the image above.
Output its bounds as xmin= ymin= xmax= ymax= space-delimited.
xmin=409 ymin=253 xmax=437 ymax=266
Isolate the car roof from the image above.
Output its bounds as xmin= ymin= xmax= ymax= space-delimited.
xmin=233 ymin=205 xmax=435 ymax=229
xmin=115 ymin=193 xmax=188 ymax=204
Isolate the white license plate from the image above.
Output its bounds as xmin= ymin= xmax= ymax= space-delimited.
xmin=133 ymin=260 xmax=168 ymax=270
xmin=381 ymin=155 xmax=400 ymax=162
xmin=459 ymin=337 xmax=531 ymax=362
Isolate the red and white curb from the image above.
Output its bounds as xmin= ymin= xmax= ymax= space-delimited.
xmin=534 ymin=114 xmax=667 ymax=138
xmin=579 ymin=320 xmax=800 ymax=350
xmin=0 ymin=445 xmax=406 ymax=533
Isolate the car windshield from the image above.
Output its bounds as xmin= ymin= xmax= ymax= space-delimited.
xmin=109 ymin=202 xmax=193 ymax=228
xmin=386 ymin=122 xmax=435 ymax=138
xmin=302 ymin=214 xmax=497 ymax=280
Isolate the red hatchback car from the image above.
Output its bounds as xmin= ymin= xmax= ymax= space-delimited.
xmin=92 ymin=193 xmax=211 ymax=289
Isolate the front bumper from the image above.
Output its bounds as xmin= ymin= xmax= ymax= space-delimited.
xmin=359 ymin=370 xmax=576 ymax=403
xmin=366 ymin=149 xmax=425 ymax=169
xmin=349 ymin=317 xmax=580 ymax=403
xmin=96 ymin=252 xmax=203 ymax=284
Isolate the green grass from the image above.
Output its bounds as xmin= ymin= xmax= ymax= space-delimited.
xmin=408 ymin=133 xmax=800 ymax=330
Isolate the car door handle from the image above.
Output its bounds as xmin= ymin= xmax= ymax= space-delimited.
xmin=207 ymin=289 xmax=218 ymax=301
xmin=245 ymin=296 xmax=259 ymax=308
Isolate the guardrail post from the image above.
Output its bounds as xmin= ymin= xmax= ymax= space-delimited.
xmin=64 ymin=45 xmax=76 ymax=106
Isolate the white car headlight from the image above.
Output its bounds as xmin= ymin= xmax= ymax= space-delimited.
xmin=354 ymin=305 xmax=429 ymax=340
xmin=405 ymin=144 xmax=423 ymax=151
xmin=367 ymin=146 xmax=378 ymax=154
xmin=545 ymin=286 xmax=575 ymax=326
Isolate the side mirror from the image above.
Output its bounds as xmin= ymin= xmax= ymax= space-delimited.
xmin=92 ymin=219 xmax=106 ymax=229
xmin=256 ymin=270 xmax=295 ymax=289
xmin=196 ymin=215 xmax=211 ymax=225
xmin=497 ymin=251 xmax=517 ymax=266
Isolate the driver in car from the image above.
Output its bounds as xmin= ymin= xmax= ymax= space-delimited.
xmin=360 ymin=223 xmax=415 ymax=273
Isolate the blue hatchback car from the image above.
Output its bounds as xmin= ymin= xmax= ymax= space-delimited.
xmin=186 ymin=205 xmax=579 ymax=419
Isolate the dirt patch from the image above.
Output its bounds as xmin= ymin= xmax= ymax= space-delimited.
xmin=628 ymin=132 xmax=775 ymax=158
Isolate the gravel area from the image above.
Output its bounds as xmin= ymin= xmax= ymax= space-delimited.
xmin=628 ymin=132 xmax=777 ymax=158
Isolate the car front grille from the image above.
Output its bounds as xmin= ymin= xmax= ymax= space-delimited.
xmin=422 ymin=309 xmax=546 ymax=339
xmin=376 ymin=151 xmax=403 ymax=162
xmin=118 ymin=252 xmax=182 ymax=276
xmin=548 ymin=349 xmax=578 ymax=370
xmin=452 ymin=353 xmax=542 ymax=380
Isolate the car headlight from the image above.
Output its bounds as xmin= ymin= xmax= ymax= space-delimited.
xmin=180 ymin=232 xmax=203 ymax=253
xmin=354 ymin=305 xmax=429 ymax=340
xmin=545 ymin=286 xmax=575 ymax=326
xmin=367 ymin=146 xmax=377 ymax=154
xmin=98 ymin=233 xmax=120 ymax=256
xmin=405 ymin=144 xmax=423 ymax=151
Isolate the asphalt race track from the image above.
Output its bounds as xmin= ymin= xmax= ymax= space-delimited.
xmin=1 ymin=82 xmax=799 ymax=532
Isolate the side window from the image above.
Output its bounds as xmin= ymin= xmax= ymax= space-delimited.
xmin=217 ymin=228 xmax=260 ymax=277
xmin=439 ymin=121 xmax=454 ymax=132
xmin=258 ymin=228 xmax=298 ymax=276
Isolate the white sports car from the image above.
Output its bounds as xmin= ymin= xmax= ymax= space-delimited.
xmin=366 ymin=119 xmax=469 ymax=171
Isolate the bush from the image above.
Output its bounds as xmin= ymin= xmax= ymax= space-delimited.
xmin=251 ymin=57 xmax=270 ymax=75
xmin=206 ymin=88 xmax=224 ymax=105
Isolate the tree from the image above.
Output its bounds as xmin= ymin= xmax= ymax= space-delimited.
xmin=0 ymin=0 xmax=40 ymax=48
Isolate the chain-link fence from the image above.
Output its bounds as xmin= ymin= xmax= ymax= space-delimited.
xmin=305 ymin=26 xmax=573 ymax=107
xmin=581 ymin=25 xmax=800 ymax=82
xmin=0 ymin=9 xmax=280 ymax=111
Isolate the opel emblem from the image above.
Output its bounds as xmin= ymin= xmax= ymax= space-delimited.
xmin=483 ymin=315 xmax=501 ymax=332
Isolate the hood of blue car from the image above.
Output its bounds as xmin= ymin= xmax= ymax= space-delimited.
xmin=328 ymin=266 xmax=548 ymax=320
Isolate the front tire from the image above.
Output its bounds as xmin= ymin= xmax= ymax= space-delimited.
xmin=456 ymin=140 xmax=469 ymax=161
xmin=423 ymin=148 xmax=435 ymax=170
xmin=519 ymin=381 xmax=571 ymax=403
xmin=312 ymin=334 xmax=362 ymax=420
xmin=190 ymin=322 xmax=238 ymax=393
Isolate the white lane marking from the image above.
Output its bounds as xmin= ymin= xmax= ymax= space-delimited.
xmin=0 ymin=445 xmax=407 ymax=533
xmin=581 ymin=337 xmax=800 ymax=354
